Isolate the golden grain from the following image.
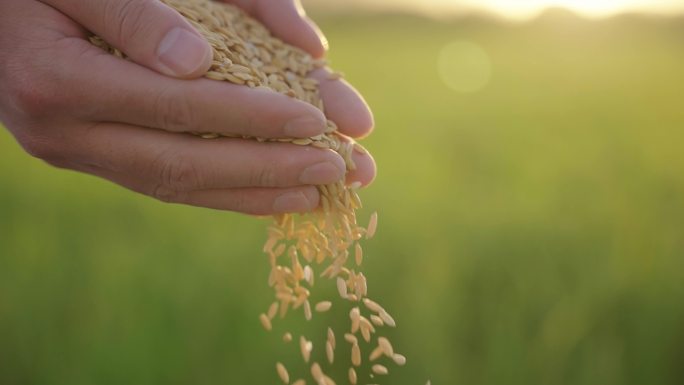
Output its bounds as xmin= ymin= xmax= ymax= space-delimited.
xmin=276 ymin=362 xmax=290 ymax=384
xmin=369 ymin=346 xmax=384 ymax=361
xmin=325 ymin=340 xmax=334 ymax=364
xmin=379 ymin=310 xmax=397 ymax=328
xmin=370 ymin=315 xmax=384 ymax=327
xmin=393 ymin=353 xmax=407 ymax=366
xmin=366 ymin=212 xmax=378 ymax=239
xmin=378 ymin=337 xmax=394 ymax=356
xmin=351 ymin=343 xmax=361 ymax=367
xmin=300 ymin=336 xmax=313 ymax=363
xmin=350 ymin=307 xmax=361 ymax=333
xmin=315 ymin=301 xmax=332 ymax=312
xmin=362 ymin=298 xmax=384 ymax=313
xmin=337 ymin=277 xmax=348 ymax=299
xmin=372 ymin=364 xmax=388 ymax=375
xmin=259 ymin=313 xmax=272 ymax=331
xmin=327 ymin=327 xmax=336 ymax=349
xmin=354 ymin=243 xmax=363 ymax=266
xmin=348 ymin=368 xmax=357 ymax=385
xmin=311 ymin=363 xmax=323 ymax=381
xmin=267 ymin=302 xmax=279 ymax=319
xmin=344 ymin=333 xmax=358 ymax=345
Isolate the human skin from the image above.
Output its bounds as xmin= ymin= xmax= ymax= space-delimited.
xmin=0 ymin=0 xmax=376 ymax=215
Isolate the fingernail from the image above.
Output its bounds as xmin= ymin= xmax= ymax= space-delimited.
xmin=157 ymin=28 xmax=211 ymax=76
xmin=284 ymin=116 xmax=326 ymax=138
xmin=299 ymin=162 xmax=344 ymax=185
xmin=273 ymin=191 xmax=313 ymax=213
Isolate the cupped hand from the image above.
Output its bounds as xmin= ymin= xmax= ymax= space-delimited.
xmin=0 ymin=0 xmax=375 ymax=215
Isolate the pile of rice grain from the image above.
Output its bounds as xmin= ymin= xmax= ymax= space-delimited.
xmin=92 ymin=0 xmax=412 ymax=383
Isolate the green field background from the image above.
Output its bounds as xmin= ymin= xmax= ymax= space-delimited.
xmin=1 ymin=10 xmax=684 ymax=385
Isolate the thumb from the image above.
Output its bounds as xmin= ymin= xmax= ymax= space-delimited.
xmin=43 ymin=0 xmax=212 ymax=78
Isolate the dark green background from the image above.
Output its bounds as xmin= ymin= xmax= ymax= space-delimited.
xmin=1 ymin=10 xmax=683 ymax=385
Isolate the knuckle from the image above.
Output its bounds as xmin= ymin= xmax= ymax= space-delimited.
xmin=151 ymin=183 xmax=186 ymax=204
xmin=6 ymin=71 xmax=61 ymax=119
xmin=4 ymin=38 xmax=97 ymax=120
xmin=250 ymin=161 xmax=279 ymax=187
xmin=154 ymin=152 xmax=202 ymax=195
xmin=154 ymin=87 xmax=198 ymax=132
xmin=108 ymin=0 xmax=156 ymax=48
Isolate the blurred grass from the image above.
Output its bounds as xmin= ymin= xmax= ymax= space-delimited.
xmin=1 ymin=10 xmax=684 ymax=385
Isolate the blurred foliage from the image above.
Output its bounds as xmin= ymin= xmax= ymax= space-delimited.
xmin=1 ymin=10 xmax=684 ymax=385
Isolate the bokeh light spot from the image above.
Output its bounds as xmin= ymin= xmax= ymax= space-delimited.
xmin=438 ymin=41 xmax=492 ymax=93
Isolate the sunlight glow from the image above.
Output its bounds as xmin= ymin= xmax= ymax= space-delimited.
xmin=316 ymin=0 xmax=684 ymax=19
xmin=447 ymin=0 xmax=684 ymax=18
xmin=438 ymin=41 xmax=492 ymax=93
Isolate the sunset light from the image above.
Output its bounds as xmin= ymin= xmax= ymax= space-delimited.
xmin=312 ymin=0 xmax=684 ymax=19
xmin=450 ymin=0 xmax=684 ymax=18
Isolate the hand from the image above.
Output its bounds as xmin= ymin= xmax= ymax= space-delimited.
xmin=0 ymin=0 xmax=375 ymax=215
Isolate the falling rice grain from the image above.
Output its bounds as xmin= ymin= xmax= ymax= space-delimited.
xmin=378 ymin=337 xmax=394 ymax=356
xmin=379 ymin=310 xmax=396 ymax=328
xmin=315 ymin=301 xmax=332 ymax=312
xmin=327 ymin=327 xmax=336 ymax=349
xmin=276 ymin=362 xmax=289 ymax=384
xmin=360 ymin=322 xmax=371 ymax=342
xmin=354 ymin=243 xmax=363 ymax=266
xmin=362 ymin=298 xmax=384 ymax=313
xmin=326 ymin=340 xmax=334 ymax=364
xmin=366 ymin=212 xmax=378 ymax=239
xmin=372 ymin=364 xmax=388 ymax=375
xmin=348 ymin=368 xmax=357 ymax=385
xmin=300 ymin=336 xmax=313 ymax=363
xmin=311 ymin=363 xmax=323 ymax=382
xmin=344 ymin=333 xmax=358 ymax=345
xmin=303 ymin=265 xmax=314 ymax=285
xmin=393 ymin=353 xmax=407 ymax=366
xmin=350 ymin=308 xmax=361 ymax=334
xmin=370 ymin=315 xmax=384 ymax=327
xmin=304 ymin=300 xmax=312 ymax=321
xmin=267 ymin=302 xmax=279 ymax=319
xmin=351 ymin=343 xmax=361 ymax=367
xmin=259 ymin=313 xmax=272 ymax=331
xmin=369 ymin=346 xmax=384 ymax=361
xmin=283 ymin=332 xmax=293 ymax=343
xmin=337 ymin=277 xmax=348 ymax=299
xmin=273 ymin=243 xmax=286 ymax=257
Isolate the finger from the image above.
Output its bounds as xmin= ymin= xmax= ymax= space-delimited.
xmin=72 ymin=122 xmax=346 ymax=194
xmin=52 ymin=38 xmax=328 ymax=139
xmin=88 ymin=158 xmax=321 ymax=214
xmin=223 ymin=0 xmax=327 ymax=58
xmin=180 ymin=186 xmax=320 ymax=215
xmin=310 ymin=68 xmax=375 ymax=139
xmin=346 ymin=148 xmax=377 ymax=188
xmin=41 ymin=0 xmax=212 ymax=78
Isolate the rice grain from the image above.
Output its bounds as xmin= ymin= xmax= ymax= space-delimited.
xmin=372 ymin=364 xmax=388 ymax=375
xmin=315 ymin=301 xmax=332 ymax=312
xmin=259 ymin=313 xmax=272 ymax=331
xmin=276 ymin=362 xmax=290 ymax=384
xmin=348 ymin=368 xmax=357 ymax=385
